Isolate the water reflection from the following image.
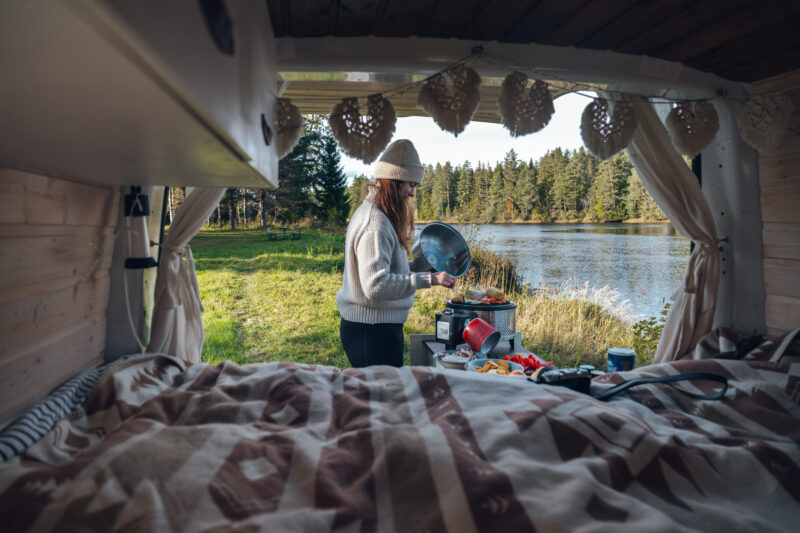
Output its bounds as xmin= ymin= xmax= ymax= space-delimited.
xmin=540 ymin=223 xmax=683 ymax=236
xmin=418 ymin=222 xmax=691 ymax=319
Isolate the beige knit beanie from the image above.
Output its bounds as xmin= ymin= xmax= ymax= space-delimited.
xmin=373 ymin=139 xmax=424 ymax=184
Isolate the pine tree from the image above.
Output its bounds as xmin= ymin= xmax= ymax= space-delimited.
xmin=626 ymin=168 xmax=665 ymax=220
xmin=589 ymin=152 xmax=631 ymax=221
xmin=488 ymin=163 xmax=505 ymax=221
xmin=473 ymin=163 xmax=492 ymax=221
xmin=428 ymin=163 xmax=449 ymax=219
xmin=514 ymin=163 xmax=537 ymax=220
xmin=455 ymin=161 xmax=475 ymax=220
xmin=534 ymin=152 xmax=556 ymax=222
xmin=265 ymin=132 xmax=317 ymax=223
xmin=417 ymin=165 xmax=436 ymax=220
xmin=546 ymin=148 xmax=571 ymax=219
xmin=347 ymin=174 xmax=369 ymax=217
xmin=314 ymin=133 xmax=350 ymax=226
xmin=443 ymin=161 xmax=456 ymax=218
xmin=502 ymin=149 xmax=519 ymax=220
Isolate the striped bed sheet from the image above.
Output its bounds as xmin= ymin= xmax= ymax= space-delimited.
xmin=0 ymin=353 xmax=143 ymax=462
xmin=0 ymin=331 xmax=798 ymax=532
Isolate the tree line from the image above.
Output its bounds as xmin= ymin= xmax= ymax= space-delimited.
xmin=349 ymin=147 xmax=665 ymax=223
xmin=166 ymin=115 xmax=667 ymax=228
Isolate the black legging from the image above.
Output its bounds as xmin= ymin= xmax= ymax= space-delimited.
xmin=340 ymin=318 xmax=404 ymax=368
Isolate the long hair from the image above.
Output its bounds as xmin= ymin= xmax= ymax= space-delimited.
xmin=366 ymin=179 xmax=415 ymax=253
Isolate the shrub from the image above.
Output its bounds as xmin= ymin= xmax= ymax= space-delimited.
xmin=631 ymin=302 xmax=670 ymax=365
xmin=460 ymin=241 xmax=524 ymax=295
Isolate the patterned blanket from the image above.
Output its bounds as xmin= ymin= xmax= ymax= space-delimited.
xmin=1 ymin=335 xmax=799 ymax=532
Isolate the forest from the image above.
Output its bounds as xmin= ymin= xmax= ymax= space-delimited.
xmin=170 ymin=117 xmax=667 ymax=228
xmin=351 ymin=147 xmax=666 ymax=223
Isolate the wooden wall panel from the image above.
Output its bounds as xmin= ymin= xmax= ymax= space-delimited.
xmin=0 ymin=274 xmax=110 ymax=356
xmin=760 ymin=192 xmax=800 ymax=223
xmin=758 ymin=75 xmax=800 ymax=339
xmin=0 ymin=168 xmax=117 ymax=227
xmin=0 ymin=316 xmax=106 ymax=424
xmin=763 ymin=258 xmax=800 ymax=299
xmin=765 ymin=294 xmax=800 ymax=338
xmin=0 ymin=167 xmax=118 ymax=429
xmin=762 ymin=223 xmax=800 ymax=261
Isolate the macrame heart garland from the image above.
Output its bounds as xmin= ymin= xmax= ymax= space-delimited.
xmin=581 ymin=98 xmax=638 ymax=160
xmin=497 ymin=72 xmax=554 ymax=137
xmin=665 ymin=101 xmax=719 ymax=158
xmin=329 ymin=94 xmax=397 ymax=163
xmin=737 ymin=93 xmax=795 ymax=153
xmin=276 ymin=98 xmax=304 ymax=159
xmin=417 ymin=64 xmax=481 ymax=136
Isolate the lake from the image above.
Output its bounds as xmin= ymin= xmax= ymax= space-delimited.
xmin=448 ymin=223 xmax=691 ymax=321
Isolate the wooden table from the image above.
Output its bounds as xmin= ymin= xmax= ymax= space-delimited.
xmin=266 ymin=227 xmax=301 ymax=240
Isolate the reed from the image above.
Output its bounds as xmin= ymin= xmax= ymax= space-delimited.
xmin=456 ymin=226 xmax=523 ymax=295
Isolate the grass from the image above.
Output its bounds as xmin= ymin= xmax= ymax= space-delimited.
xmin=190 ymin=227 xmax=643 ymax=369
xmin=192 ymin=228 xmax=348 ymax=367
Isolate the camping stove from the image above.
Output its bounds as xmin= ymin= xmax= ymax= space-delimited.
xmin=434 ymin=308 xmax=477 ymax=349
xmin=435 ymin=300 xmax=519 ymax=351
xmin=445 ymin=300 xmax=517 ymax=346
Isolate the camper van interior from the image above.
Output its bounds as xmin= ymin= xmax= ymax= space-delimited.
xmin=1 ymin=1 xmax=799 ymax=530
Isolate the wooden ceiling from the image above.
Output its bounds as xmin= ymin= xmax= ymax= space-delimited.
xmin=267 ymin=0 xmax=800 ymax=84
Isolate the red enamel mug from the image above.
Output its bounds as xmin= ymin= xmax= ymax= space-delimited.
xmin=462 ymin=318 xmax=501 ymax=355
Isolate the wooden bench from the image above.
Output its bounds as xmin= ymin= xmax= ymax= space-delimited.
xmin=266 ymin=227 xmax=301 ymax=240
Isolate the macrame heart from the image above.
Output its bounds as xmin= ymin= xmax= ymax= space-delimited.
xmin=329 ymin=94 xmax=397 ymax=164
xmin=737 ymin=93 xmax=794 ymax=153
xmin=417 ymin=65 xmax=481 ymax=136
xmin=581 ymin=98 xmax=638 ymax=160
xmin=665 ymin=101 xmax=719 ymax=158
xmin=275 ymin=98 xmax=304 ymax=159
xmin=497 ymin=72 xmax=554 ymax=137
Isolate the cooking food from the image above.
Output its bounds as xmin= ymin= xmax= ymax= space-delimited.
xmin=439 ymin=350 xmax=473 ymax=363
xmin=466 ymin=358 xmax=525 ymax=374
xmin=458 ymin=287 xmax=507 ymax=304
xmin=464 ymin=289 xmax=485 ymax=300
xmin=433 ymin=348 xmax=475 ymax=370
xmin=478 ymin=296 xmax=507 ymax=304
xmin=485 ymin=287 xmax=505 ymax=300
xmin=504 ymin=354 xmax=553 ymax=372
xmin=451 ymin=291 xmax=465 ymax=303
xmin=474 ymin=359 xmax=512 ymax=374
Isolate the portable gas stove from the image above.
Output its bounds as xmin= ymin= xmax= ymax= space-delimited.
xmin=440 ymin=299 xmax=518 ymax=350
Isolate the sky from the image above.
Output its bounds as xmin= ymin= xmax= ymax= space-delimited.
xmin=340 ymin=92 xmax=590 ymax=181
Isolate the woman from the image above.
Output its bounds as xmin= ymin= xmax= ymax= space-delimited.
xmin=336 ymin=139 xmax=456 ymax=367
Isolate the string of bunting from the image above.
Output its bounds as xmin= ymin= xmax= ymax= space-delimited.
xmin=329 ymin=94 xmax=397 ymax=163
xmin=275 ymin=51 xmax=796 ymax=161
xmin=416 ymin=64 xmax=482 ymax=138
xmin=276 ymin=97 xmax=304 ymax=159
xmin=581 ymin=98 xmax=638 ymax=160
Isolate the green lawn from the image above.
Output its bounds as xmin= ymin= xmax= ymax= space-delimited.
xmin=191 ymin=227 xmax=639 ymax=369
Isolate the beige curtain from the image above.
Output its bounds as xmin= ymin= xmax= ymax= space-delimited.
xmin=148 ymin=187 xmax=225 ymax=362
xmin=625 ymin=97 xmax=720 ymax=362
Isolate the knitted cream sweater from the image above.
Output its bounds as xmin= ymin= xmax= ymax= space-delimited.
xmin=336 ymin=194 xmax=431 ymax=324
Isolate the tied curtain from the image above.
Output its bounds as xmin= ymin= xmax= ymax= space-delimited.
xmin=148 ymin=187 xmax=225 ymax=362
xmin=625 ymin=96 xmax=720 ymax=363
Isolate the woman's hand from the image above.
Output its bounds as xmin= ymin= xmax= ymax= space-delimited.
xmin=431 ymin=271 xmax=456 ymax=289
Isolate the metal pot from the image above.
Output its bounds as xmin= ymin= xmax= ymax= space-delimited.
xmin=446 ymin=300 xmax=517 ymax=341
xmin=410 ymin=222 xmax=471 ymax=277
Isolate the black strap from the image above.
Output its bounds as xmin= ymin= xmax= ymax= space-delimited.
xmin=593 ymin=372 xmax=728 ymax=402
